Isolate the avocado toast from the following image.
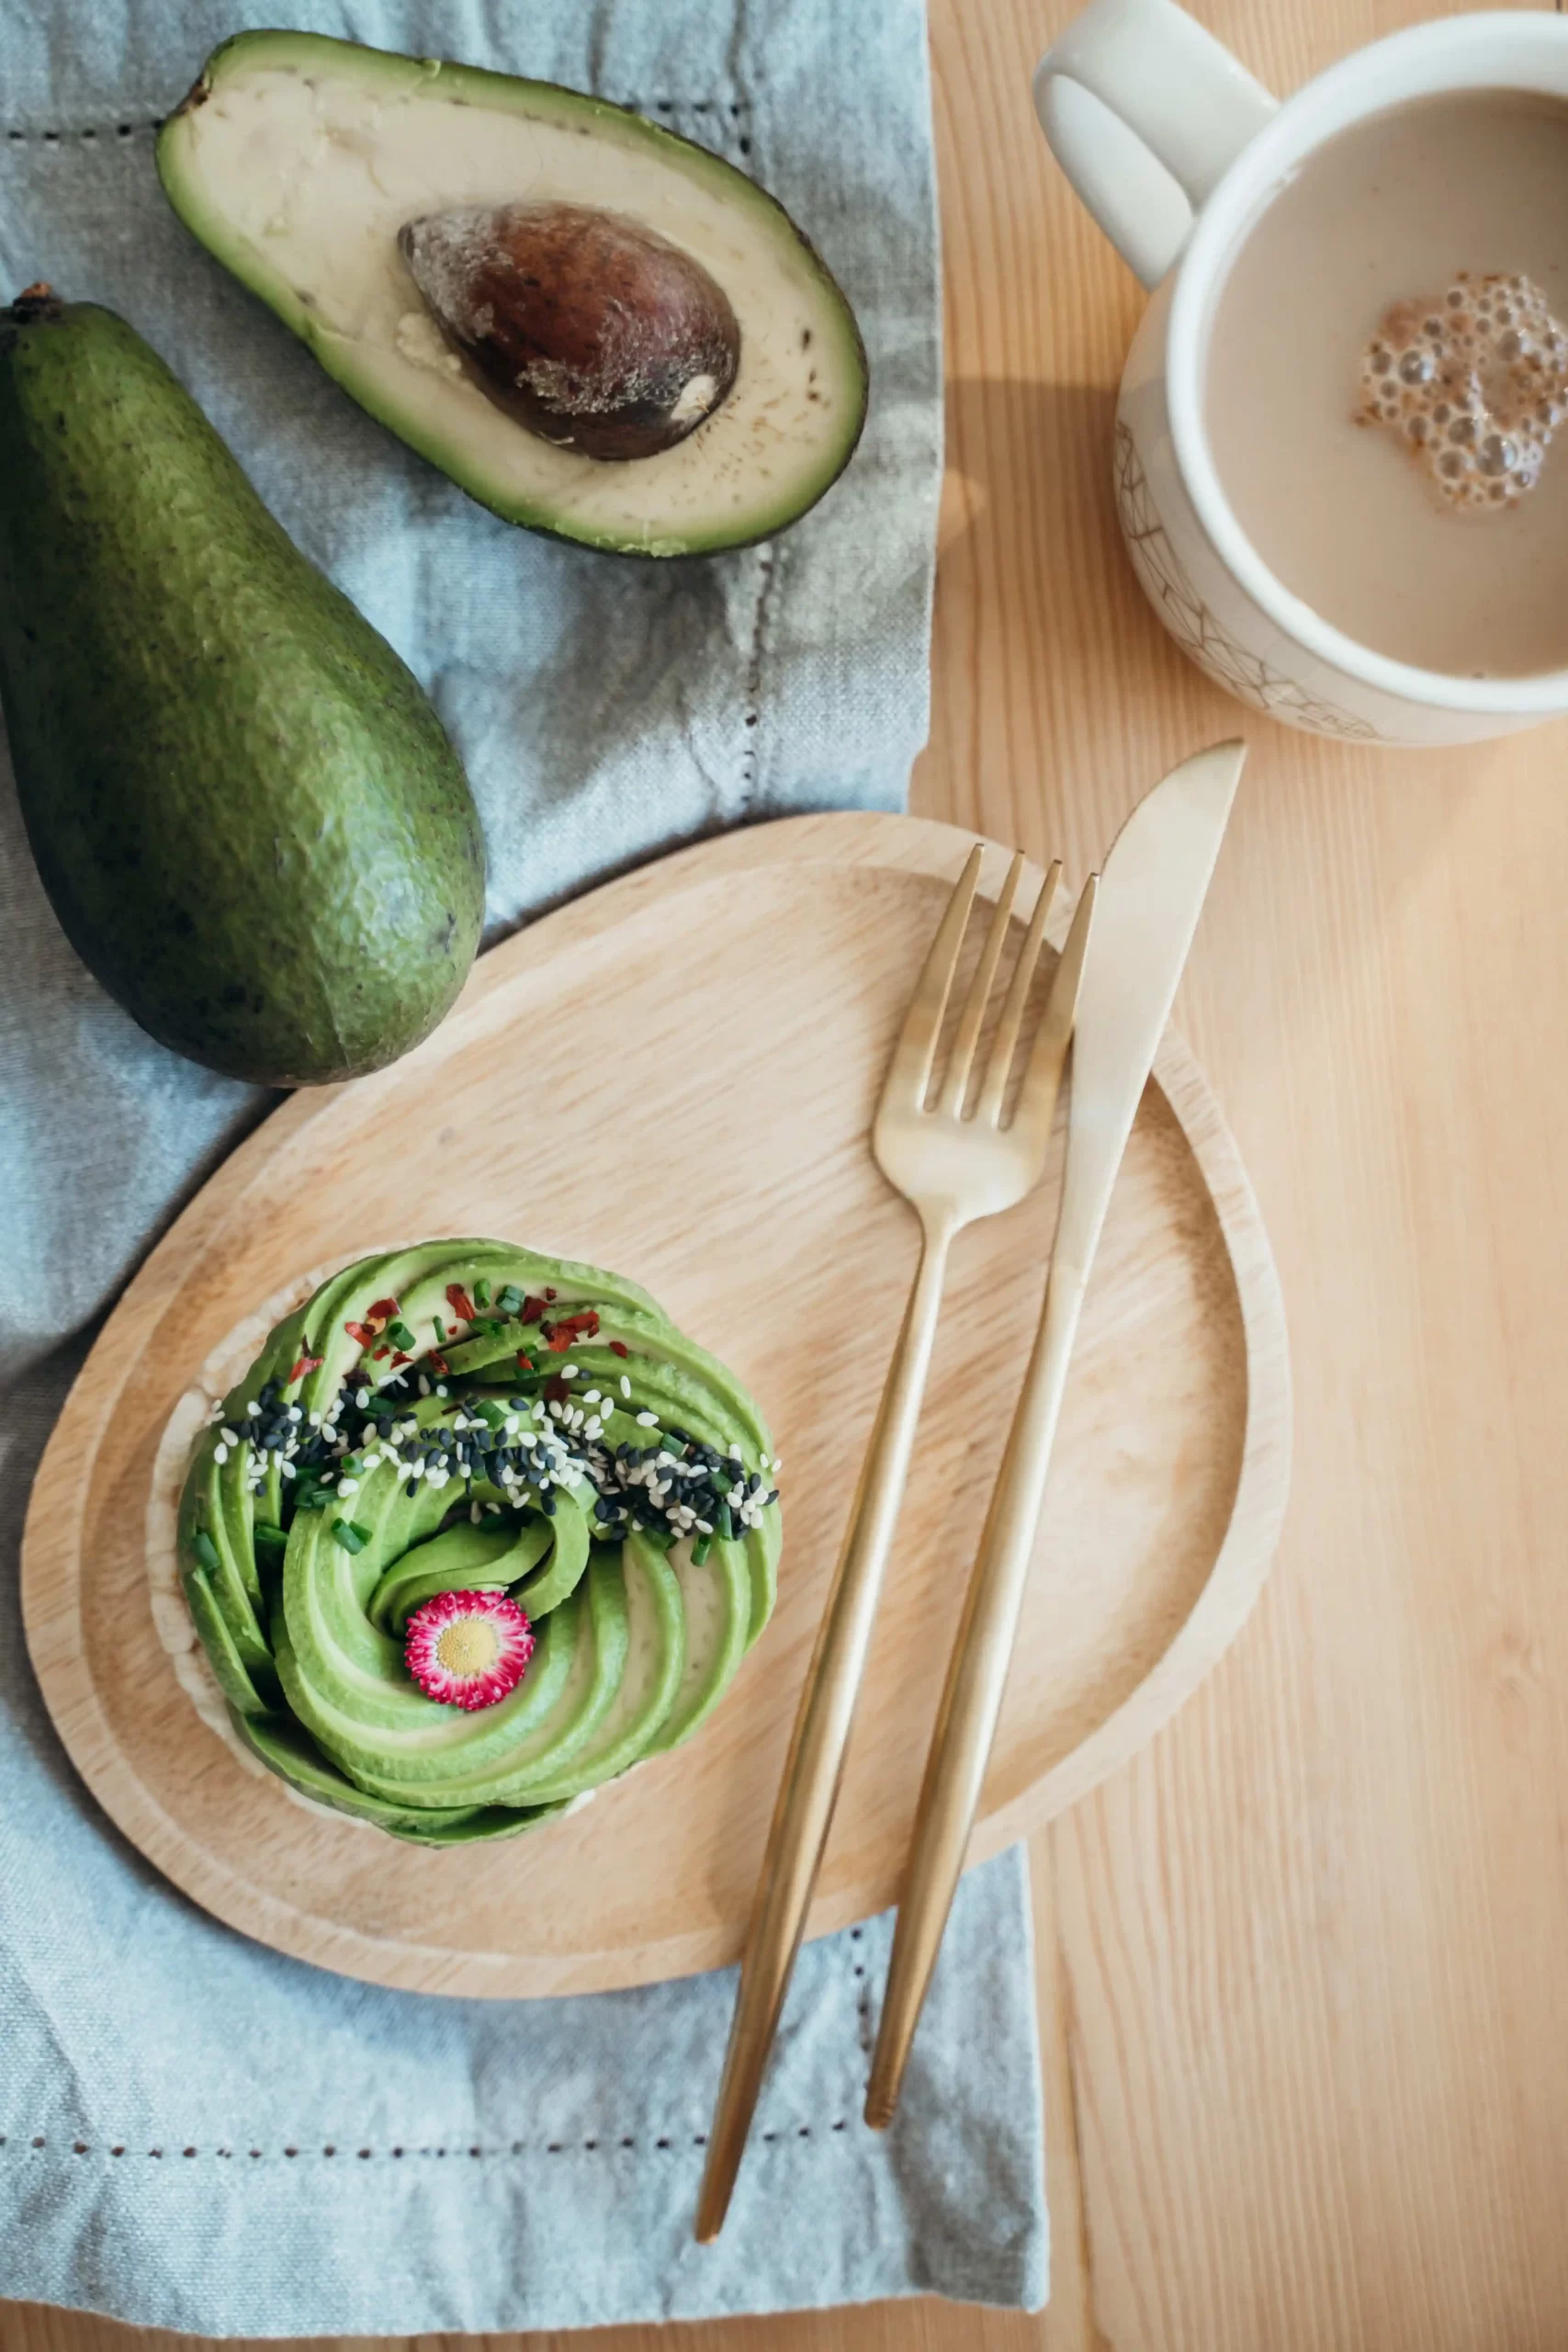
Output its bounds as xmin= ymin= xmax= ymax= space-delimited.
xmin=175 ymin=1240 xmax=782 ymax=1844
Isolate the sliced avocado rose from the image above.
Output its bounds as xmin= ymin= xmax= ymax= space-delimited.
xmin=176 ymin=1240 xmax=782 ymax=1844
xmin=156 ymin=31 xmax=868 ymax=556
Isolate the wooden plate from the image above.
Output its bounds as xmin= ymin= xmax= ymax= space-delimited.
xmin=21 ymin=812 xmax=1290 ymax=1997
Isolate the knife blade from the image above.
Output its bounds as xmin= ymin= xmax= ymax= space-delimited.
xmin=1054 ymin=735 xmax=1246 ymax=1283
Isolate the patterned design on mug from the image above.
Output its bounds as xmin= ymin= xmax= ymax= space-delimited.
xmin=1113 ymin=424 xmax=1382 ymax=741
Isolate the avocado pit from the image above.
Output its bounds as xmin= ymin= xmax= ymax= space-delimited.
xmin=398 ymin=200 xmax=740 ymax=462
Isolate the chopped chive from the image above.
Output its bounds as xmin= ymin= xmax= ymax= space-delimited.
xmin=473 ymin=1278 xmax=491 ymax=1308
xmin=192 ymin=1529 xmax=220 ymax=1573
xmin=692 ymin=1533 xmax=713 ymax=1565
xmin=434 ymin=1316 xmax=447 ymax=1344
xmin=331 ymin=1519 xmax=372 ymax=1555
xmin=385 ymin=1319 xmax=416 ymax=1350
xmin=253 ymin=1522 xmax=288 ymax=1561
xmin=716 ymin=1500 xmax=735 ymax=1543
xmin=497 ymin=1285 xmax=524 ymax=1317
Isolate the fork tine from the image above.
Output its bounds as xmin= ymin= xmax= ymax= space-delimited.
xmin=938 ymin=853 xmax=1023 ymax=1117
xmin=976 ymin=860 xmax=1061 ymax=1126
xmin=1011 ymin=872 xmax=1097 ymax=1138
xmin=884 ymin=844 xmax=984 ymax=1107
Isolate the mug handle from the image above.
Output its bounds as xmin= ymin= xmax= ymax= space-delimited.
xmin=1033 ymin=0 xmax=1277 ymax=288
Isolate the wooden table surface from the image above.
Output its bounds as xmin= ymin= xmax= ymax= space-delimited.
xmin=17 ymin=1 xmax=1568 ymax=2346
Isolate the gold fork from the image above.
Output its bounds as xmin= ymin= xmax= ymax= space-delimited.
xmin=694 ymin=843 xmax=1098 ymax=2241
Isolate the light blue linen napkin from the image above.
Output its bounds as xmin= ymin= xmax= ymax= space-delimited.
xmin=0 ymin=0 xmax=1049 ymax=2331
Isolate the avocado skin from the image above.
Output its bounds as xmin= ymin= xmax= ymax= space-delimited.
xmin=0 ymin=296 xmax=486 ymax=1084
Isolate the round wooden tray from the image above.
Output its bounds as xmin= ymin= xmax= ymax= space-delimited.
xmin=21 ymin=811 xmax=1290 ymax=1997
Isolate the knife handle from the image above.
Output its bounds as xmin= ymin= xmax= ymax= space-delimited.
xmin=864 ymin=1252 xmax=1087 ymax=2127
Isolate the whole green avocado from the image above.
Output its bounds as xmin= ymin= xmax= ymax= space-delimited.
xmin=0 ymin=287 xmax=486 ymax=1084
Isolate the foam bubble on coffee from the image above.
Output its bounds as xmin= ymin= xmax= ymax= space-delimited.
xmin=1357 ymin=272 xmax=1568 ymax=511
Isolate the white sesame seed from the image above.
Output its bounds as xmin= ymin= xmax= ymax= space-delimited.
xmin=245 ymin=1399 xmax=260 ymax=1417
xmin=435 ymin=1384 xmax=449 ymax=1397
xmin=337 ymin=1478 xmax=359 ymax=1497
xmin=278 ymin=1460 xmax=296 ymax=1480
xmin=355 ymin=1388 xmax=369 ymax=1408
xmin=637 ymin=1411 xmax=659 ymax=1428
xmin=213 ymin=1445 xmax=230 ymax=1466
xmin=621 ymin=1377 xmax=632 ymax=1399
xmin=561 ymin=1363 xmax=578 ymax=1379
xmin=583 ymin=1389 xmax=601 ymax=1405
xmin=470 ymin=1501 xmax=482 ymax=1524
xmin=695 ymin=1518 xmax=713 ymax=1535
xmin=418 ymin=1375 xmax=431 ymax=1397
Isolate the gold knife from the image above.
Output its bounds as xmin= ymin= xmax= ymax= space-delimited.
xmin=864 ymin=737 xmax=1247 ymax=2125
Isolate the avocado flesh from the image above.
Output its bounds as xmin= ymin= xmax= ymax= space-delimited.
xmin=178 ymin=1241 xmax=782 ymax=1842
xmin=0 ymin=297 xmax=485 ymax=1085
xmin=156 ymin=30 xmax=869 ymax=556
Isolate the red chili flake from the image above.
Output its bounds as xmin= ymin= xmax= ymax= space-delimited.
xmin=544 ymin=1308 xmax=600 ymax=1351
xmin=542 ymin=1374 xmax=571 ymax=1406
xmin=446 ymin=1283 xmax=477 ymax=1323
xmin=344 ymin=1321 xmax=377 ymax=1348
xmin=519 ymin=1295 xmax=548 ymax=1326
xmin=366 ymin=1296 xmax=400 ymax=1326
xmin=608 ymin=1341 xmax=630 ymax=1359
xmin=428 ymin=1351 xmax=449 ymax=1376
xmin=515 ymin=1352 xmax=534 ymax=1371
xmin=287 ymin=1354 xmax=324 ymax=1384
xmin=372 ymin=1345 xmax=390 ymax=1360
xmin=389 ymin=1351 xmax=412 ymax=1366
xmin=545 ymin=1288 xmax=558 ymax=1302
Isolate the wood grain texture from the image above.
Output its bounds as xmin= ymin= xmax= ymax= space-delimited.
xmin=21 ymin=814 xmax=1285 ymax=1997
xmin=27 ymin=0 xmax=1568 ymax=2345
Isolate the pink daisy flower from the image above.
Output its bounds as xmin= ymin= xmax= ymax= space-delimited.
xmin=404 ymin=1589 xmax=535 ymax=1712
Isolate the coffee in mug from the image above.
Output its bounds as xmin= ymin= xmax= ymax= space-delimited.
xmin=1205 ymin=90 xmax=1568 ymax=679
xmin=1036 ymin=0 xmax=1568 ymax=742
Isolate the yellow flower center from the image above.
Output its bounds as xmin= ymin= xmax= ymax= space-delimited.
xmin=434 ymin=1617 xmax=501 ymax=1678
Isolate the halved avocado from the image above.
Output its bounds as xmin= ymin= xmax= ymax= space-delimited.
xmin=156 ymin=30 xmax=869 ymax=556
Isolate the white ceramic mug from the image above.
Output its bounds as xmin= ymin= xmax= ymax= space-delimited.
xmin=1034 ymin=3 xmax=1568 ymax=746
